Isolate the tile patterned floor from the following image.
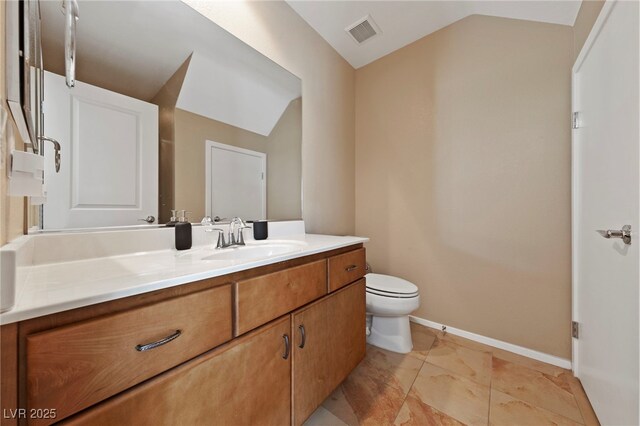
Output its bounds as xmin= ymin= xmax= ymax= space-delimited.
xmin=304 ymin=323 xmax=600 ymax=426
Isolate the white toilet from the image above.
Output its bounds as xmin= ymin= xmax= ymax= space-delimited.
xmin=365 ymin=273 xmax=420 ymax=354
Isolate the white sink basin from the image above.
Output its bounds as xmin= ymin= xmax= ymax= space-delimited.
xmin=201 ymin=240 xmax=307 ymax=261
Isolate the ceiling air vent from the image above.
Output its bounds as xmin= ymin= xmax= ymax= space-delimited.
xmin=346 ymin=15 xmax=381 ymax=45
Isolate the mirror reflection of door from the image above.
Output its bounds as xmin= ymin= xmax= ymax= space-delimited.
xmin=43 ymin=71 xmax=159 ymax=229
xmin=205 ymin=141 xmax=266 ymax=221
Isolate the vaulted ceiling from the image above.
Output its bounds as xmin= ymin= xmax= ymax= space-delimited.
xmin=286 ymin=1 xmax=582 ymax=68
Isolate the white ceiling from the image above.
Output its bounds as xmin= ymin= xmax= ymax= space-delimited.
xmin=286 ymin=1 xmax=582 ymax=69
xmin=40 ymin=0 xmax=301 ymax=135
xmin=178 ymin=52 xmax=301 ymax=136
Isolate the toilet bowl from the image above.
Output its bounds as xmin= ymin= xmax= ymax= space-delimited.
xmin=365 ymin=273 xmax=420 ymax=354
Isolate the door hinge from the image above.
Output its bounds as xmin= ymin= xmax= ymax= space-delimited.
xmin=572 ymin=112 xmax=581 ymax=129
xmin=572 ymin=321 xmax=579 ymax=339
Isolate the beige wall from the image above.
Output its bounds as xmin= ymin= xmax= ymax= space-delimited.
xmin=355 ymin=15 xmax=574 ymax=357
xmin=183 ymin=0 xmax=355 ymax=235
xmin=174 ymin=99 xmax=301 ymax=221
xmin=0 ymin=0 xmax=27 ymax=246
xmin=151 ymin=57 xmax=191 ymax=223
xmin=573 ymin=0 xmax=606 ymax=60
xmin=265 ymin=98 xmax=303 ymax=221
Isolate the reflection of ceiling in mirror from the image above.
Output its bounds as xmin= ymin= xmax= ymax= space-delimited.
xmin=177 ymin=53 xmax=300 ymax=136
xmin=40 ymin=0 xmax=301 ymax=136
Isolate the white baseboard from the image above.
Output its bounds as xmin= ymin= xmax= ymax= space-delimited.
xmin=409 ymin=315 xmax=572 ymax=370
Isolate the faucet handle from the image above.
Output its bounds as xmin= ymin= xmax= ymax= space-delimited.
xmin=201 ymin=216 xmax=225 ymax=248
xmin=230 ymin=217 xmax=247 ymax=227
xmin=208 ymin=228 xmax=226 ymax=249
xmin=237 ymin=225 xmax=251 ymax=245
xmin=201 ymin=216 xmax=214 ymax=230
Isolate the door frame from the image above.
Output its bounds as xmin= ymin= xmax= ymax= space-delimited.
xmin=571 ymin=0 xmax=616 ymax=376
xmin=204 ymin=140 xmax=267 ymax=219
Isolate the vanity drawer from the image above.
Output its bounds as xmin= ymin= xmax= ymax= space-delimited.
xmin=26 ymin=285 xmax=232 ymax=424
xmin=235 ymin=260 xmax=327 ymax=335
xmin=328 ymin=248 xmax=366 ymax=292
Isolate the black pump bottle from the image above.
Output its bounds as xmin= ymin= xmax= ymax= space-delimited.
xmin=175 ymin=210 xmax=192 ymax=250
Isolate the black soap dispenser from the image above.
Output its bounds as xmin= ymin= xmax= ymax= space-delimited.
xmin=175 ymin=210 xmax=192 ymax=250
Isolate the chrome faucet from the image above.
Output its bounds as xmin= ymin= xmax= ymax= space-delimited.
xmin=201 ymin=216 xmax=251 ymax=249
xmin=228 ymin=217 xmax=251 ymax=246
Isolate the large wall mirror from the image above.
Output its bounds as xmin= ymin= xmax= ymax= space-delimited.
xmin=31 ymin=0 xmax=302 ymax=230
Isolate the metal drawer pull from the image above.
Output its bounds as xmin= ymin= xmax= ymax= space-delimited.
xmin=345 ymin=264 xmax=358 ymax=272
xmin=282 ymin=334 xmax=290 ymax=359
xmin=298 ymin=324 xmax=306 ymax=349
xmin=135 ymin=330 xmax=182 ymax=352
xmin=597 ymin=225 xmax=632 ymax=245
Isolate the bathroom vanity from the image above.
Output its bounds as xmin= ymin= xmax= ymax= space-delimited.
xmin=0 ymin=225 xmax=367 ymax=425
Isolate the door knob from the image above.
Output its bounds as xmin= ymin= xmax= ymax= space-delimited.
xmin=597 ymin=225 xmax=632 ymax=245
xmin=138 ymin=215 xmax=156 ymax=224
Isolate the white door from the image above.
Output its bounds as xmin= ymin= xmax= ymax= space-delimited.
xmin=205 ymin=141 xmax=266 ymax=221
xmin=572 ymin=1 xmax=639 ymax=424
xmin=43 ymin=72 xmax=158 ymax=229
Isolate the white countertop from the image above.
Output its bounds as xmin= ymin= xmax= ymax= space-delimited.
xmin=0 ymin=231 xmax=368 ymax=325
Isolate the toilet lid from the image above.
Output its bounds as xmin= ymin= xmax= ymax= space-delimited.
xmin=365 ymin=273 xmax=419 ymax=297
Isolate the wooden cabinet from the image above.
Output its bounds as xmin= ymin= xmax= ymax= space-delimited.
xmin=67 ymin=317 xmax=292 ymax=426
xmin=292 ymin=280 xmax=366 ymax=425
xmin=328 ymin=248 xmax=366 ymax=292
xmin=1 ymin=244 xmax=365 ymax=425
xmin=25 ymin=285 xmax=233 ymax=423
xmin=235 ymin=260 xmax=327 ymax=335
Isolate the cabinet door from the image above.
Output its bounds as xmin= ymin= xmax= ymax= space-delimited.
xmin=67 ymin=317 xmax=292 ymax=426
xmin=292 ymin=279 xmax=366 ymax=425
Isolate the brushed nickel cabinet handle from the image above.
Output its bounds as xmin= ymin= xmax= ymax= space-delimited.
xmin=298 ymin=324 xmax=306 ymax=349
xmin=345 ymin=264 xmax=358 ymax=272
xmin=135 ymin=330 xmax=182 ymax=352
xmin=282 ymin=334 xmax=290 ymax=359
